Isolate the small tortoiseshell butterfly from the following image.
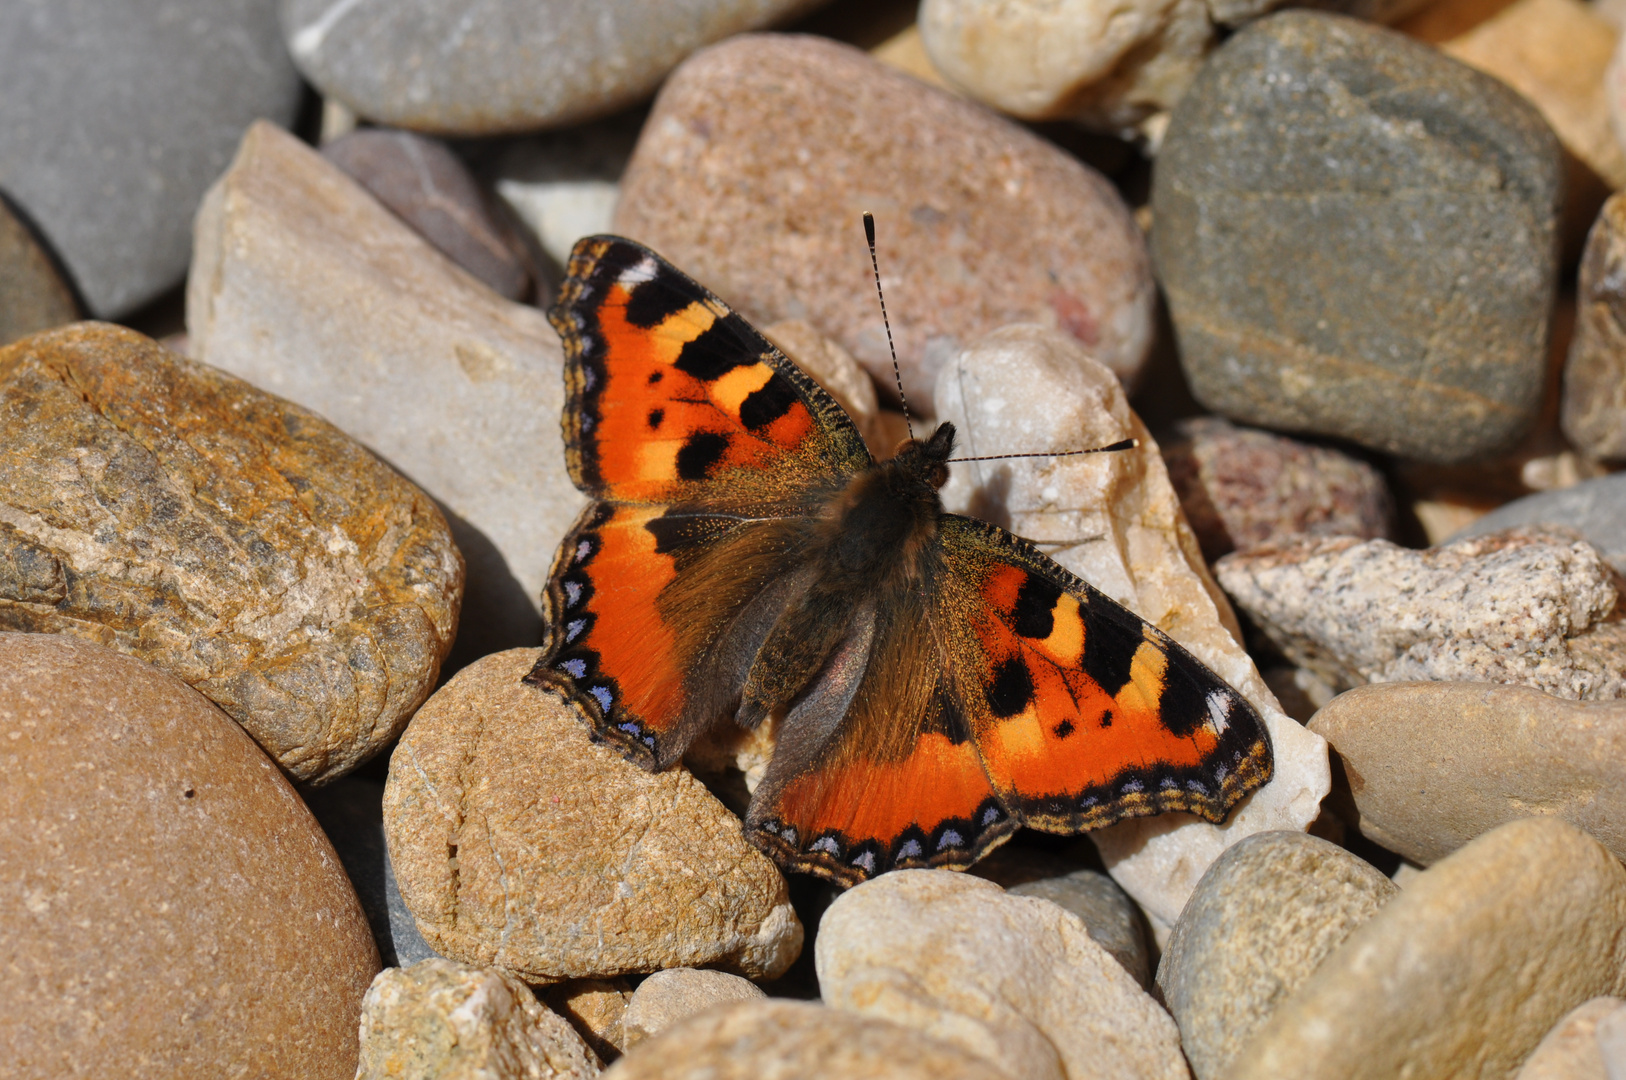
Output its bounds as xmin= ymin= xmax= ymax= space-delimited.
xmin=524 ymin=234 xmax=1273 ymax=887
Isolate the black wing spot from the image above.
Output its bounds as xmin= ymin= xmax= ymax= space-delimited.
xmin=675 ymin=432 xmax=730 ymax=481
xmin=1154 ymin=653 xmax=1210 ymax=739
xmin=739 ymin=373 xmax=798 ymax=430
xmin=623 ymin=278 xmax=692 ymax=328
xmin=1100 ymin=709 xmax=1113 ymax=729
xmin=1080 ymin=608 xmax=1138 ymax=696
xmin=1011 ymin=575 xmax=1062 ymax=639
xmin=674 ymin=316 xmax=753 ymax=381
xmin=648 ymin=371 xmax=663 ymax=385
xmin=987 ymin=657 xmax=1034 ymax=718
xmin=1053 ymin=719 xmax=1075 ymax=739
xmin=647 ymin=407 xmax=664 ymax=430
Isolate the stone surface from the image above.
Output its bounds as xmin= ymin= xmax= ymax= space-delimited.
xmin=356 ymin=959 xmax=600 ymax=1080
xmin=621 ymin=969 xmax=765 ymax=1048
xmin=817 ymin=870 xmax=1188 ymax=1080
xmin=1515 ymin=997 xmax=1623 ymax=1080
xmin=1229 ymin=818 xmax=1626 ymax=1080
xmin=323 ymin=128 xmax=535 ymax=301
xmin=602 ymin=999 xmax=1011 ymax=1080
xmin=1153 ymin=11 xmax=1561 ymax=464
xmin=1157 ymin=830 xmax=1400 ymax=1080
xmin=0 ymin=0 xmax=302 ymax=317
xmin=614 ymin=34 xmax=1155 ymax=410
xmin=1009 ymin=869 xmax=1151 ymax=989
xmin=1449 ymin=473 xmax=1626 ymax=574
xmin=1565 ymin=193 xmax=1626 ymax=461
xmin=281 ymin=0 xmax=824 ymax=135
xmin=1161 ymin=416 xmax=1393 ymax=561
xmin=1216 ymin=529 xmax=1626 ymax=700
xmin=1310 ymin=681 xmax=1626 ymax=865
xmin=933 ymin=323 xmax=1330 ymax=928
xmin=384 ymin=648 xmax=801 ymax=981
xmin=0 ymin=632 xmax=379 ymax=1079
xmin=0 ymin=322 xmax=462 ymax=783
xmin=542 ymin=980 xmax=635 ymax=1064
xmin=762 ymin=318 xmax=885 ymax=453
xmin=190 ymin=120 xmax=579 ymax=664
xmin=1210 ymin=0 xmax=1433 ymax=27
xmin=0 ymin=195 xmax=79 ymax=346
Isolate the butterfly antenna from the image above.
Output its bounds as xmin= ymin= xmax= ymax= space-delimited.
xmin=863 ymin=212 xmax=912 ymax=440
xmin=948 ymin=437 xmax=1140 ymax=463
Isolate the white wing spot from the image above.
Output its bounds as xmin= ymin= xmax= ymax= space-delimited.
xmin=811 ymin=836 xmax=841 ymax=856
xmin=1206 ymin=690 xmax=1233 ymax=735
xmin=619 ymin=255 xmax=659 ymax=287
xmin=589 ymin=686 xmax=613 ymax=712
xmin=897 ymin=839 xmax=923 ymax=859
xmin=937 ymin=829 xmax=964 ymax=850
xmin=558 ymin=659 xmax=587 ymax=679
xmin=851 ymin=850 xmax=877 ymax=873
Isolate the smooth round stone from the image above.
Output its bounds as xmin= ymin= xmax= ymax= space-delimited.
xmin=280 ymin=0 xmax=822 ymax=135
xmin=0 ymin=322 xmax=463 ymax=784
xmin=1230 ymin=818 xmax=1626 ymax=1080
xmin=0 ymin=196 xmax=79 ymax=346
xmin=621 ymin=969 xmax=766 ymax=1048
xmin=541 ymin=979 xmax=635 ymax=1064
xmin=1153 ymin=11 xmax=1561 ymax=464
xmin=1448 ymin=473 xmax=1626 ymax=575
xmin=614 ymin=34 xmax=1155 ymax=410
xmin=1157 ymin=830 xmax=1399 ymax=1080
xmin=0 ymin=0 xmax=301 ymax=317
xmin=1310 ymin=681 xmax=1626 ymax=866
xmin=0 ymin=633 xmax=379 ymax=1079
xmin=1564 ymin=193 xmax=1626 ymax=461
xmin=1516 ymin=996 xmax=1624 ymax=1080
xmin=384 ymin=648 xmax=802 ymax=982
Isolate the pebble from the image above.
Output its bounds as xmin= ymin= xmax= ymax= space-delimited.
xmin=816 ymin=869 xmax=1188 ymax=1080
xmin=614 ymin=34 xmax=1155 ymax=410
xmin=0 ymin=0 xmax=301 ymax=317
xmin=1157 ymin=830 xmax=1400 ymax=1080
xmin=189 ymin=120 xmax=582 ymax=664
xmin=0 ymin=322 xmax=462 ymax=783
xmin=321 ymin=128 xmax=535 ymax=301
xmin=1216 ymin=528 xmax=1625 ymax=699
xmin=1161 ymin=416 xmax=1394 ymax=561
xmin=383 ymin=648 xmax=802 ymax=982
xmin=1516 ymin=997 xmax=1625 ymax=1080
xmin=1448 ymin=473 xmax=1626 ymax=575
xmin=0 ymin=196 xmax=79 ymax=346
xmin=541 ymin=980 xmax=635 ymax=1064
xmin=355 ymin=959 xmax=600 ymax=1080
xmin=1153 ymin=11 xmax=1561 ymax=464
xmin=1006 ymin=870 xmax=1150 ymax=988
xmin=281 ymin=0 xmax=819 ymax=135
xmin=1309 ymin=681 xmax=1626 ymax=866
xmin=602 ymin=999 xmax=1011 ymax=1080
xmin=621 ymin=969 xmax=766 ymax=1048
xmin=1228 ymin=818 xmax=1626 ymax=1080
xmin=932 ymin=323 xmax=1330 ymax=929
xmin=1564 ymin=192 xmax=1626 ymax=462
xmin=0 ymin=633 xmax=379 ymax=1078
xmin=1211 ymin=0 xmax=1434 ymax=27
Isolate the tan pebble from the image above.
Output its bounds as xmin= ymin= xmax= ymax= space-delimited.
xmin=1564 ymin=192 xmax=1626 ymax=462
xmin=541 ymin=979 xmax=635 ymax=1064
xmin=1515 ymin=997 xmax=1624 ymax=1080
xmin=620 ymin=968 xmax=765 ymax=1047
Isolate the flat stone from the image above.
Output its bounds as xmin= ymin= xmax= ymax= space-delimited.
xmin=1161 ymin=416 xmax=1393 ymax=561
xmin=0 ymin=322 xmax=462 ymax=783
xmin=541 ymin=979 xmax=635 ymax=1064
xmin=933 ymin=323 xmax=1330 ymax=928
xmin=0 ymin=195 xmax=79 ymax=346
xmin=1515 ymin=997 xmax=1624 ymax=1080
xmin=1215 ymin=529 xmax=1625 ymax=700
xmin=1310 ymin=681 xmax=1626 ymax=866
xmin=0 ymin=632 xmax=379 ymax=1079
xmin=356 ymin=959 xmax=599 ymax=1080
xmin=1153 ymin=11 xmax=1561 ymax=464
xmin=816 ymin=870 xmax=1187 ymax=1080
xmin=1564 ymin=193 xmax=1626 ymax=461
xmin=621 ymin=969 xmax=765 ymax=1048
xmin=189 ymin=120 xmax=580 ymax=664
xmin=1229 ymin=818 xmax=1626 ymax=1080
xmin=384 ymin=648 xmax=802 ymax=981
xmin=0 ymin=0 xmax=301 ymax=316
xmin=614 ymin=34 xmax=1155 ymax=410
xmin=322 ymin=128 xmax=534 ymax=301
xmin=1157 ymin=830 xmax=1400 ymax=1080
xmin=1447 ymin=473 xmax=1626 ymax=574
xmin=281 ymin=0 xmax=822 ymax=135
xmin=601 ymin=999 xmax=1011 ymax=1080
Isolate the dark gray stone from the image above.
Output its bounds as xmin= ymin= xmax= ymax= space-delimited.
xmin=1152 ymin=11 xmax=1561 ymax=465
xmin=1562 ymin=192 xmax=1626 ymax=461
xmin=0 ymin=195 xmax=80 ymax=346
xmin=0 ymin=0 xmax=302 ymax=317
xmin=1448 ymin=473 xmax=1626 ymax=575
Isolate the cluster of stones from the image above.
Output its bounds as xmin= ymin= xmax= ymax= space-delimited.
xmin=4 ymin=0 xmax=1626 ymax=1077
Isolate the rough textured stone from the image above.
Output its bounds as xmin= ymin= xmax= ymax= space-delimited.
xmin=0 ymin=322 xmax=462 ymax=783
xmin=189 ymin=120 xmax=577 ymax=663
xmin=933 ymin=323 xmax=1330 ymax=928
xmin=1310 ymin=681 xmax=1626 ymax=865
xmin=762 ymin=319 xmax=884 ymax=454
xmin=1515 ymin=997 xmax=1623 ymax=1080
xmin=1449 ymin=473 xmax=1626 ymax=574
xmin=1209 ymin=0 xmax=1432 ymax=27
xmin=356 ymin=959 xmax=600 ymax=1080
xmin=1215 ymin=529 xmax=1625 ymax=700
xmin=322 ymin=128 xmax=534 ymax=301
xmin=1161 ymin=416 xmax=1393 ymax=561
xmin=1229 ymin=818 xmax=1626 ymax=1080
xmin=384 ymin=648 xmax=801 ymax=981
xmin=614 ymin=34 xmax=1155 ymax=409
xmin=0 ymin=195 xmax=79 ymax=346
xmin=0 ymin=0 xmax=302 ymax=317
xmin=621 ymin=969 xmax=765 ymax=1048
xmin=1564 ymin=193 xmax=1626 ymax=461
xmin=1153 ymin=11 xmax=1561 ymax=464
xmin=541 ymin=980 xmax=635 ymax=1064
xmin=0 ymin=633 xmax=379 ymax=1079
xmin=1157 ymin=830 xmax=1400 ymax=1080
xmin=817 ymin=870 xmax=1187 ymax=1080
xmin=280 ymin=0 xmax=824 ymax=135
xmin=602 ymin=999 xmax=1011 ymax=1080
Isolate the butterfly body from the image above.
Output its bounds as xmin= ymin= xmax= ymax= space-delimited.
xmin=527 ymin=235 xmax=1273 ymax=887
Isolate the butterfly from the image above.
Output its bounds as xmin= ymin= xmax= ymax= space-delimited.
xmin=523 ymin=234 xmax=1273 ymax=887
